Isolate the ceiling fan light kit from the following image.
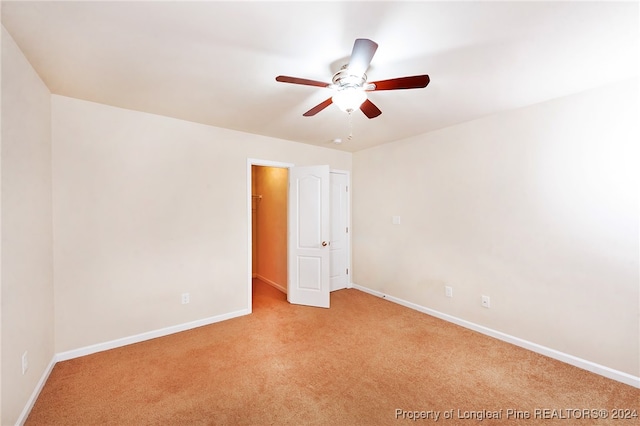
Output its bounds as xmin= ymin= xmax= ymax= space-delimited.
xmin=331 ymin=66 xmax=369 ymax=113
xmin=276 ymin=38 xmax=430 ymax=122
xmin=332 ymin=87 xmax=367 ymax=113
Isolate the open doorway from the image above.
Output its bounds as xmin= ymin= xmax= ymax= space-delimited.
xmin=247 ymin=159 xmax=293 ymax=312
xmin=251 ymin=164 xmax=289 ymax=292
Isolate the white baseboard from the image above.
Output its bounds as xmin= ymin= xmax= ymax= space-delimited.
xmin=56 ymin=308 xmax=250 ymax=362
xmin=254 ymin=274 xmax=286 ymax=294
xmin=16 ymin=356 xmax=56 ymax=426
xmin=351 ymin=283 xmax=640 ymax=389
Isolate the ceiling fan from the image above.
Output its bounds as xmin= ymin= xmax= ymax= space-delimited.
xmin=276 ymin=38 xmax=430 ymax=118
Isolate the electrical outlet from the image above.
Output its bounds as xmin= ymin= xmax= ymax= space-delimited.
xmin=445 ymin=286 xmax=453 ymax=298
xmin=392 ymin=216 xmax=401 ymax=225
xmin=481 ymin=295 xmax=491 ymax=308
xmin=22 ymin=351 xmax=28 ymax=375
xmin=181 ymin=293 xmax=190 ymax=304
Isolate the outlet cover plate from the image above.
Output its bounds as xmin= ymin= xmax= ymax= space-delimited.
xmin=481 ymin=295 xmax=490 ymax=308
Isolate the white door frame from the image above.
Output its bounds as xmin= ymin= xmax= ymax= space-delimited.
xmin=247 ymin=158 xmax=294 ymax=313
xmin=330 ymin=169 xmax=352 ymax=290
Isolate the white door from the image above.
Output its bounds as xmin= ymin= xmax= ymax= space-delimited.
xmin=330 ymin=171 xmax=349 ymax=291
xmin=288 ymin=165 xmax=330 ymax=308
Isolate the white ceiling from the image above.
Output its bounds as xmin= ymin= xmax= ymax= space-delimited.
xmin=2 ymin=1 xmax=638 ymax=152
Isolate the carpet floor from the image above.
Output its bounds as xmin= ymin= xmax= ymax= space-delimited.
xmin=26 ymin=279 xmax=638 ymax=425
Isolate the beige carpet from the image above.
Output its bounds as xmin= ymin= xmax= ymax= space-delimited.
xmin=27 ymin=279 xmax=638 ymax=425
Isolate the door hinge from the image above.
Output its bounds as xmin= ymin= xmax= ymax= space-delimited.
xmin=346 ymin=186 xmax=348 ymax=192
xmin=346 ymin=268 xmax=349 ymax=275
xmin=346 ymin=226 xmax=348 ymax=233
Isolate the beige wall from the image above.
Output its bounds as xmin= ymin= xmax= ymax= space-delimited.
xmin=352 ymin=78 xmax=639 ymax=376
xmin=51 ymin=95 xmax=351 ymax=353
xmin=1 ymin=27 xmax=55 ymax=425
xmin=254 ymin=166 xmax=288 ymax=289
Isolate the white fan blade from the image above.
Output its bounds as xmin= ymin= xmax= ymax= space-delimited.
xmin=347 ymin=38 xmax=378 ymax=77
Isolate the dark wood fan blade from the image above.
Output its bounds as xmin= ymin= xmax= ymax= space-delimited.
xmin=369 ymin=75 xmax=430 ymax=91
xmin=276 ymin=75 xmax=330 ymax=88
xmin=303 ymin=98 xmax=333 ymax=116
xmin=360 ymin=99 xmax=382 ymax=119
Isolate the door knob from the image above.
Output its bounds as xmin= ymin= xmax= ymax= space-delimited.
xmin=322 ymin=241 xmax=328 ymax=247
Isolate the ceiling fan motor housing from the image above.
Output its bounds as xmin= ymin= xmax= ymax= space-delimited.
xmin=332 ymin=65 xmax=367 ymax=89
